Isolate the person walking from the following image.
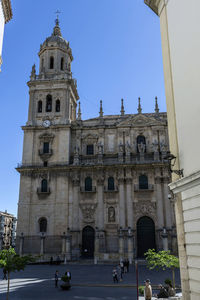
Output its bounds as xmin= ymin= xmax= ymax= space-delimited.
xmin=117 ymin=264 xmax=123 ymax=281
xmin=144 ymin=279 xmax=152 ymax=300
xmin=55 ymin=270 xmax=59 ymax=287
xmin=156 ymin=284 xmax=169 ymax=298
xmin=65 ymin=270 xmax=71 ymax=282
xmin=3 ymin=268 xmax=7 ymax=280
xmin=112 ymin=267 xmax=118 ymax=283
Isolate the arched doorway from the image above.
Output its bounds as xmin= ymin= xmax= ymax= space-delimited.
xmin=137 ymin=216 xmax=156 ymax=258
xmin=82 ymin=226 xmax=95 ymax=258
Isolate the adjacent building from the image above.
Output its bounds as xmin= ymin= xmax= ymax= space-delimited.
xmin=16 ymin=19 xmax=177 ymax=262
xmin=0 ymin=211 xmax=17 ymax=249
xmin=145 ymin=1 xmax=200 ymax=299
xmin=0 ymin=0 xmax=12 ymax=71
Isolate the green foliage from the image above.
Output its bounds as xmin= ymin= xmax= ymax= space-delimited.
xmin=0 ymin=248 xmax=35 ymax=300
xmin=0 ymin=248 xmax=34 ymax=273
xmin=164 ymin=278 xmax=172 ymax=286
xmin=138 ymin=285 xmax=145 ymax=296
xmin=144 ymin=249 xmax=179 ymax=271
xmin=61 ymin=275 xmax=70 ymax=283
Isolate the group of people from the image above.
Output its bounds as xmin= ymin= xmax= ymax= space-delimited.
xmin=144 ymin=279 xmax=176 ymax=300
xmin=112 ymin=259 xmax=130 ymax=283
xmin=55 ymin=269 xmax=71 ymax=287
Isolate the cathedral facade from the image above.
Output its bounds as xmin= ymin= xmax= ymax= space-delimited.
xmin=16 ymin=20 xmax=177 ymax=262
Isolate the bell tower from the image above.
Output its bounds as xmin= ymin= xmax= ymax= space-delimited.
xmin=27 ymin=18 xmax=79 ymax=127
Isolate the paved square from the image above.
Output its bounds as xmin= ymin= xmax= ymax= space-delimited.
xmin=0 ymin=264 xmax=181 ymax=300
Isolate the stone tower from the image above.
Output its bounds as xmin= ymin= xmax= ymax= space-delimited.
xmin=16 ymin=19 xmax=79 ymax=255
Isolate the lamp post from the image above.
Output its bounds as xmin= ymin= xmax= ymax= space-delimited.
xmin=135 ymin=259 xmax=139 ymax=300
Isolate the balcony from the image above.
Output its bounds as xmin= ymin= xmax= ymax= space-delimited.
xmin=80 ymin=186 xmax=96 ymax=193
xmin=104 ymin=186 xmax=118 ymax=193
xmin=134 ymin=184 xmax=154 ymax=192
xmin=37 ymin=187 xmax=51 ymax=195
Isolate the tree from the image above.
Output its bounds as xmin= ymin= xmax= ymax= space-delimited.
xmin=144 ymin=249 xmax=179 ymax=288
xmin=0 ymin=248 xmax=35 ymax=300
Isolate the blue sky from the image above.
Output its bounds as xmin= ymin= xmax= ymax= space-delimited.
xmin=0 ymin=0 xmax=165 ymax=216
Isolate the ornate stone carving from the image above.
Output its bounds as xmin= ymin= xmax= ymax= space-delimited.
xmin=71 ymin=172 xmax=80 ymax=186
xmin=108 ymin=207 xmax=115 ymax=223
xmin=134 ymin=202 xmax=156 ymax=224
xmin=138 ymin=142 xmax=145 ymax=153
xmin=80 ymin=203 xmax=97 ymax=223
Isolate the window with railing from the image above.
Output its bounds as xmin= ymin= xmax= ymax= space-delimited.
xmin=85 ymin=177 xmax=92 ymax=191
xmin=139 ymin=175 xmax=148 ymax=189
xmin=86 ymin=144 xmax=94 ymax=155
xmin=108 ymin=177 xmax=115 ymax=191
xmin=43 ymin=142 xmax=49 ymax=154
xmin=41 ymin=179 xmax=48 ymax=193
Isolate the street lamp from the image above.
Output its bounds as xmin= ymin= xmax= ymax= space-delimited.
xmin=164 ymin=152 xmax=184 ymax=177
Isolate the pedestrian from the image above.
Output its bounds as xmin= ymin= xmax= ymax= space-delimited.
xmin=112 ymin=267 xmax=118 ymax=283
xmin=50 ymin=256 xmax=53 ymax=265
xmin=156 ymin=284 xmax=169 ymax=298
xmin=117 ymin=264 xmax=123 ymax=281
xmin=120 ymin=260 xmax=124 ymax=274
xmin=55 ymin=270 xmax=59 ymax=287
xmin=144 ymin=279 xmax=152 ymax=300
xmin=65 ymin=269 xmax=71 ymax=282
xmin=56 ymin=255 xmax=61 ymax=265
xmin=167 ymin=282 xmax=176 ymax=297
xmin=127 ymin=259 xmax=129 ymax=273
xmin=3 ymin=268 xmax=7 ymax=280
xmin=124 ymin=259 xmax=127 ymax=273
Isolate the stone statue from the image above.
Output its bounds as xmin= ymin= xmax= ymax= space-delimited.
xmin=138 ymin=142 xmax=145 ymax=153
xmin=125 ymin=141 xmax=131 ymax=154
xmin=160 ymin=141 xmax=167 ymax=152
xmin=30 ymin=64 xmax=36 ymax=79
xmin=108 ymin=207 xmax=115 ymax=222
xmin=152 ymin=140 xmax=159 ymax=152
xmin=74 ymin=145 xmax=79 ymax=155
xmin=119 ymin=142 xmax=124 ymax=153
xmin=97 ymin=142 xmax=103 ymax=155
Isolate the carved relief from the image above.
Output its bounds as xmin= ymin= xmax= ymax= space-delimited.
xmin=108 ymin=207 xmax=115 ymax=223
xmin=133 ymin=202 xmax=157 ymax=226
xmin=80 ymin=203 xmax=97 ymax=223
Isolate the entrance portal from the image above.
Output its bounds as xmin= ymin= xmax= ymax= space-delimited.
xmin=82 ymin=226 xmax=95 ymax=258
xmin=137 ymin=216 xmax=156 ymax=258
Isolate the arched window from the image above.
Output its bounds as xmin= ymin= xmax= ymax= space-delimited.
xmin=55 ymin=100 xmax=60 ymax=112
xmin=139 ymin=175 xmax=148 ymax=189
xmin=49 ymin=56 xmax=54 ymax=69
xmin=85 ymin=177 xmax=92 ymax=191
xmin=137 ymin=135 xmax=146 ymax=153
xmin=108 ymin=177 xmax=115 ymax=191
xmin=39 ymin=218 xmax=47 ymax=233
xmin=46 ymin=95 xmax=52 ymax=112
xmin=41 ymin=179 xmax=48 ymax=193
xmin=60 ymin=57 xmax=64 ymax=70
xmin=38 ymin=101 xmax=42 ymax=113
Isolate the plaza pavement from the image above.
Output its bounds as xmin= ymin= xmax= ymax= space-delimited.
xmin=0 ymin=263 xmax=181 ymax=300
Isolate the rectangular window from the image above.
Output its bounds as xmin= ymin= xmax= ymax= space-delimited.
xmin=43 ymin=142 xmax=49 ymax=154
xmin=86 ymin=144 xmax=94 ymax=155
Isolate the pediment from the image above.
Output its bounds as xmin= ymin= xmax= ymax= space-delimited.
xmin=117 ymin=114 xmax=165 ymax=127
xmin=82 ymin=133 xmax=98 ymax=141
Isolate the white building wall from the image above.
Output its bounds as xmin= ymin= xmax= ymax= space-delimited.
xmin=0 ymin=1 xmax=5 ymax=63
xmin=166 ymin=0 xmax=200 ymax=177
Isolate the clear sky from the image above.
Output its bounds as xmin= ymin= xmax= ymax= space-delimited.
xmin=0 ymin=0 xmax=165 ymax=216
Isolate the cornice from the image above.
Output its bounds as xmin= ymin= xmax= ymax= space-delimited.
xmin=21 ymin=124 xmax=71 ymax=131
xmin=1 ymin=0 xmax=12 ymax=23
xmin=144 ymin=0 xmax=168 ymax=16
xmin=169 ymin=170 xmax=200 ymax=194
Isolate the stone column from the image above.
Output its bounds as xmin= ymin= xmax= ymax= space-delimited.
xmin=40 ymin=233 xmax=45 ymax=256
xmin=163 ymin=177 xmax=172 ymax=228
xmin=72 ymin=175 xmax=80 ymax=230
xmin=127 ymin=228 xmax=134 ymax=264
xmin=118 ymin=171 xmax=125 ymax=228
xmin=65 ymin=230 xmax=72 ymax=261
xmin=19 ymin=233 xmax=24 ymax=257
xmin=155 ymin=177 xmax=164 ymax=228
xmin=97 ymin=174 xmax=104 ymax=230
xmin=94 ymin=229 xmax=100 ymax=264
xmin=126 ymin=176 xmax=133 ymax=228
xmin=118 ymin=228 xmax=124 ymax=261
xmin=62 ymin=232 xmax=66 ymax=255
xmin=161 ymin=228 xmax=168 ymax=251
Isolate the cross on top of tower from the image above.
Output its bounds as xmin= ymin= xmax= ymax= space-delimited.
xmin=55 ymin=10 xmax=61 ymax=25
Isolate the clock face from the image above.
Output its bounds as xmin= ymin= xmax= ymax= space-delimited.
xmin=43 ymin=120 xmax=51 ymax=127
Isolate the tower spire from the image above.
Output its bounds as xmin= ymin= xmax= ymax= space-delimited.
xmin=120 ymin=98 xmax=125 ymax=116
xmin=99 ymin=100 xmax=103 ymax=117
xmin=155 ymin=96 xmax=159 ymax=114
xmin=137 ymin=97 xmax=142 ymax=114
xmin=77 ymin=101 xmax=82 ymax=120
xmin=53 ymin=10 xmax=62 ymax=36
